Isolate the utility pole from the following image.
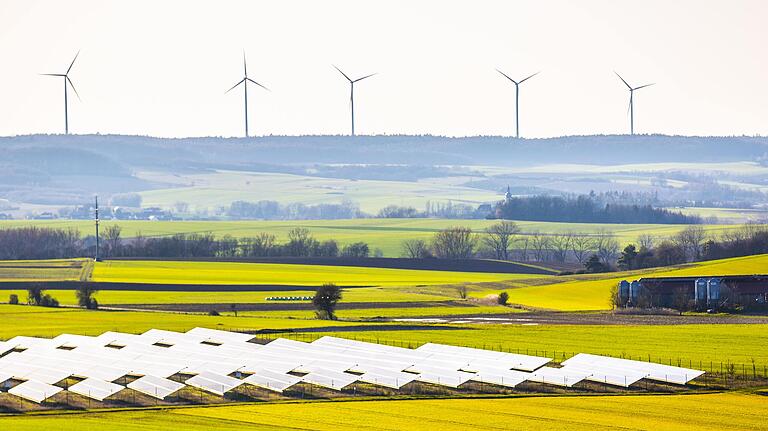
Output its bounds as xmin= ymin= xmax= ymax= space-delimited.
xmin=94 ymin=195 xmax=100 ymax=261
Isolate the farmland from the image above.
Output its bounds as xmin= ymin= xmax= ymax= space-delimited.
xmin=0 ymin=218 xmax=746 ymax=257
xmin=2 ymin=392 xmax=766 ymax=431
xmin=89 ymin=260 xmax=537 ymax=286
xmin=475 ymin=254 xmax=768 ymax=311
xmin=0 ymin=259 xmax=90 ymax=282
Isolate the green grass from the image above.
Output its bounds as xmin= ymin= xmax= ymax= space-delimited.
xmin=478 ymin=254 xmax=768 ymax=311
xmin=0 ymin=218 xmax=745 ymax=257
xmin=90 ymin=260 xmax=535 ymax=286
xmin=0 ymin=259 xmax=89 ymax=282
xmin=2 ymin=393 xmax=766 ymax=430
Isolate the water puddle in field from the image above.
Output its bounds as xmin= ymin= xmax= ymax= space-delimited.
xmin=393 ymin=317 xmax=539 ymax=325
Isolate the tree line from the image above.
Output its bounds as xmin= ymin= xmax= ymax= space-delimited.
xmin=0 ymin=226 xmax=375 ymax=260
xmin=614 ymin=223 xmax=768 ymax=272
xmin=400 ymin=222 xmax=622 ymax=266
xmin=494 ymin=195 xmax=701 ymax=224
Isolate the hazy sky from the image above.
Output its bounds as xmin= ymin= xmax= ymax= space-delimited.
xmin=0 ymin=0 xmax=766 ymax=138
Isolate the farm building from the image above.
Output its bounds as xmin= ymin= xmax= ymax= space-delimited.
xmin=617 ymin=275 xmax=768 ymax=311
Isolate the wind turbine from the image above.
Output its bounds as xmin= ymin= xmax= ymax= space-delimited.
xmin=615 ymin=71 xmax=654 ymax=135
xmin=226 ymin=52 xmax=269 ymax=138
xmin=333 ymin=65 xmax=376 ymax=136
xmin=42 ymin=51 xmax=81 ymax=134
xmin=496 ymin=69 xmax=539 ymax=139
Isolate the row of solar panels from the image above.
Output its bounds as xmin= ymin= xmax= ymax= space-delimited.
xmin=0 ymin=327 xmax=704 ymax=404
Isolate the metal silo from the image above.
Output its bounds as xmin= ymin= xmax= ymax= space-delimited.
xmin=707 ymin=278 xmax=721 ymax=308
xmin=618 ymin=280 xmax=630 ymax=306
xmin=629 ymin=280 xmax=641 ymax=305
xmin=695 ymin=278 xmax=708 ymax=307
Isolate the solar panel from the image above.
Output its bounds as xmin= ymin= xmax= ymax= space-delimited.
xmin=0 ymin=341 xmax=15 ymax=356
xmin=529 ymin=366 xmax=590 ymax=387
xmin=416 ymin=343 xmax=551 ymax=372
xmin=185 ymin=371 xmax=244 ymax=396
xmin=243 ymin=369 xmax=303 ymax=392
xmin=69 ymin=378 xmax=125 ymax=401
xmin=5 ymin=336 xmax=54 ymax=350
xmin=561 ymin=362 xmax=647 ymax=387
xmin=127 ymin=375 xmax=185 ymax=399
xmin=186 ymin=327 xmax=255 ymax=344
xmin=562 ymin=353 xmax=704 ymax=385
xmin=471 ymin=369 xmax=531 ymax=388
xmin=301 ymin=369 xmax=359 ymax=390
xmin=0 ymin=372 xmax=12 ymax=385
xmin=9 ymin=380 xmax=63 ymax=403
xmin=21 ymin=366 xmax=72 ymax=385
xmin=358 ymin=368 xmax=418 ymax=389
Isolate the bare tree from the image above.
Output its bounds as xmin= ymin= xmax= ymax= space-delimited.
xmin=102 ymin=224 xmax=122 ymax=258
xmin=636 ymin=233 xmax=656 ymax=250
xmin=594 ymin=229 xmax=619 ymax=265
xmin=570 ymin=234 xmax=595 ymax=265
xmin=674 ymin=225 xmax=706 ymax=261
xmin=483 ymin=221 xmax=520 ymax=260
xmin=517 ymin=235 xmax=530 ymax=261
xmin=431 ymin=227 xmax=477 ymax=259
xmin=529 ymin=232 xmax=551 ymax=262
xmin=401 ymin=239 xmax=432 ymax=258
xmin=550 ymin=232 xmax=573 ymax=263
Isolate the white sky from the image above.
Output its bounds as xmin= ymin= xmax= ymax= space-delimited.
xmin=0 ymin=0 xmax=766 ymax=138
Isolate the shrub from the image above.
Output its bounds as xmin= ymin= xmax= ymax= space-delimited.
xmin=76 ymin=284 xmax=99 ymax=309
xmin=8 ymin=294 xmax=18 ymax=305
xmin=208 ymin=309 xmax=220 ymax=316
xmin=39 ymin=294 xmax=59 ymax=307
xmin=313 ymin=283 xmax=342 ymax=320
xmin=497 ymin=291 xmax=509 ymax=305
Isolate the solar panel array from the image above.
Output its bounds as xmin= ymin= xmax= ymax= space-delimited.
xmin=0 ymin=328 xmax=704 ymax=404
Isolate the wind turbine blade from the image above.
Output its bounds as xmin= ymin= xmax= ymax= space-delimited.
xmin=66 ymin=50 xmax=80 ymax=75
xmin=518 ymin=71 xmax=540 ymax=84
xmin=353 ymin=73 xmax=376 ymax=83
xmin=496 ymin=69 xmax=518 ymax=84
xmin=246 ymin=78 xmax=270 ymax=91
xmin=243 ymin=51 xmax=248 ymax=77
xmin=614 ymin=71 xmax=631 ymax=89
xmin=41 ymin=73 xmax=66 ymax=77
xmin=225 ymin=78 xmax=246 ymax=94
xmin=67 ymin=76 xmax=81 ymax=101
xmin=333 ymin=65 xmax=352 ymax=82
xmin=633 ymin=83 xmax=655 ymax=91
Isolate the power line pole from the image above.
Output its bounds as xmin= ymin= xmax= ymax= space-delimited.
xmin=94 ymin=195 xmax=100 ymax=261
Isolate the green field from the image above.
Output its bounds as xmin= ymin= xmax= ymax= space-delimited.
xmin=0 ymin=259 xmax=89 ymax=282
xmin=2 ymin=393 xmax=766 ymax=430
xmin=0 ymin=218 xmax=746 ymax=257
xmin=136 ymin=170 xmax=501 ymax=214
xmin=90 ymin=260 xmax=536 ymax=286
xmin=479 ymin=254 xmax=768 ymax=311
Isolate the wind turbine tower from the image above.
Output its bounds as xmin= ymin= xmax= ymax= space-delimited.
xmin=496 ymin=69 xmax=539 ymax=139
xmin=615 ymin=72 xmax=654 ymax=135
xmin=334 ymin=65 xmax=376 ymax=136
xmin=42 ymin=51 xmax=81 ymax=134
xmin=226 ymin=52 xmax=269 ymax=138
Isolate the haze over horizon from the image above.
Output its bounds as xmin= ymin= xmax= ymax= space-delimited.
xmin=1 ymin=0 xmax=766 ymax=138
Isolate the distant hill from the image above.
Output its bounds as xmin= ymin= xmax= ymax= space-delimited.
xmin=2 ymin=134 xmax=767 ymax=170
xmin=0 ymin=134 xmax=766 ymax=214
